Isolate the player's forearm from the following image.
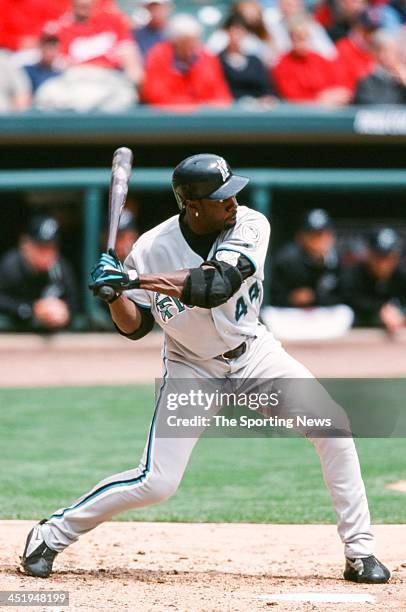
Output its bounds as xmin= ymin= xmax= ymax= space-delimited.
xmin=138 ymin=270 xmax=189 ymax=300
xmin=109 ymin=294 xmax=143 ymax=334
xmin=137 ymin=258 xmax=249 ymax=308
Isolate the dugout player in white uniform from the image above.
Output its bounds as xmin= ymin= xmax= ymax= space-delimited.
xmin=22 ymin=154 xmax=390 ymax=584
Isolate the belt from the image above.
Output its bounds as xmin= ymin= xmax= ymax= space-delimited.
xmin=217 ymin=341 xmax=247 ymax=361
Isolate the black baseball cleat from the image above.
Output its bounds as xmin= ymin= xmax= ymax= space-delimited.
xmin=344 ymin=555 xmax=390 ymax=583
xmin=21 ymin=520 xmax=58 ymax=578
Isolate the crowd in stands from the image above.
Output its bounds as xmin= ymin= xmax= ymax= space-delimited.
xmin=0 ymin=209 xmax=404 ymax=335
xmin=0 ymin=0 xmax=406 ymax=112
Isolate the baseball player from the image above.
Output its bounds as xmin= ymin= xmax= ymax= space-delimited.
xmin=22 ymin=154 xmax=389 ymax=584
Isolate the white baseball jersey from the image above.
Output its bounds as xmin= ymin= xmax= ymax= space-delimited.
xmin=124 ymin=205 xmax=270 ymax=361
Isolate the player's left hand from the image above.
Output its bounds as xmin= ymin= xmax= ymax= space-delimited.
xmin=96 ymin=248 xmax=125 ymax=273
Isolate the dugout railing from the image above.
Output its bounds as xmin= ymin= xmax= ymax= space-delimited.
xmin=1 ymin=168 xmax=406 ymax=323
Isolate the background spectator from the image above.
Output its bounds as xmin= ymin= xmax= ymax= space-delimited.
xmin=317 ymin=0 xmax=367 ymax=43
xmin=270 ymin=209 xmax=342 ymax=308
xmin=34 ymin=0 xmax=143 ymax=112
xmin=0 ymin=0 xmax=118 ymax=67
xmin=141 ymin=14 xmax=232 ymax=108
xmin=207 ymin=0 xmax=275 ymax=65
xmin=0 ymin=215 xmax=78 ymax=331
xmin=23 ymin=23 xmax=62 ymax=94
xmin=381 ymin=0 xmax=406 ymax=31
xmin=335 ymin=6 xmax=381 ymax=93
xmin=273 ymin=16 xmax=351 ymax=104
xmin=114 ymin=209 xmax=139 ymax=261
xmin=265 ymin=0 xmax=337 ymax=61
xmin=0 ymin=0 xmax=70 ymax=52
xmin=342 ymin=228 xmax=406 ymax=331
xmin=133 ymin=0 xmax=172 ymax=58
xmin=353 ymin=30 xmax=406 ymax=103
xmin=0 ymin=51 xmax=31 ymax=113
xmin=218 ymin=15 xmax=276 ymax=103
xmin=231 ymin=0 xmax=276 ymax=63
xmin=262 ymin=208 xmax=353 ymax=340
xmin=57 ymin=0 xmax=141 ymax=80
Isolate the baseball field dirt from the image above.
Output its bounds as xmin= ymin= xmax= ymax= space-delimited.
xmin=0 ymin=329 xmax=406 ymax=387
xmin=1 ymin=522 xmax=405 ymax=611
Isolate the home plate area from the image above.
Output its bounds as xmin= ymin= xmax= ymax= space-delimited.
xmin=1 ymin=522 xmax=405 ymax=611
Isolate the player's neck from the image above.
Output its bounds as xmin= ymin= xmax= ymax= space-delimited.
xmin=182 ymin=209 xmax=221 ymax=237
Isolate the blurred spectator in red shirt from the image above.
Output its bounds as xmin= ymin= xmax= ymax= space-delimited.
xmin=335 ymin=7 xmax=380 ymax=93
xmin=133 ymin=0 xmax=172 ymax=58
xmin=57 ymin=0 xmax=141 ymax=79
xmin=273 ymin=16 xmax=351 ymax=105
xmin=141 ymin=14 xmax=232 ymax=108
xmin=0 ymin=0 xmax=118 ymax=52
xmin=34 ymin=0 xmax=142 ymax=112
xmin=0 ymin=0 xmax=70 ymax=51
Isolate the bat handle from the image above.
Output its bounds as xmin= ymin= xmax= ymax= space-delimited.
xmin=96 ymin=285 xmax=117 ymax=303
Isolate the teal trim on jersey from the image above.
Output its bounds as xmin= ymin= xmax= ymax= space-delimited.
xmin=134 ymin=302 xmax=151 ymax=310
xmin=126 ymin=298 xmax=152 ymax=311
xmin=49 ymin=356 xmax=169 ymax=520
xmin=214 ymin=247 xmax=257 ymax=273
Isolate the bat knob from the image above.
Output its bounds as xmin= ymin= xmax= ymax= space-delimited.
xmin=97 ymin=285 xmax=117 ymax=303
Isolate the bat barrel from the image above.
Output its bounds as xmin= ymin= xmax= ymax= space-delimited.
xmin=107 ymin=147 xmax=134 ymax=251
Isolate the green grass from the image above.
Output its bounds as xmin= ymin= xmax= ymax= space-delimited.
xmin=0 ymin=385 xmax=405 ymax=522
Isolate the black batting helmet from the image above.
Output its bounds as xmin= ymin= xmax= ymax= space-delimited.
xmin=172 ymin=153 xmax=249 ymax=210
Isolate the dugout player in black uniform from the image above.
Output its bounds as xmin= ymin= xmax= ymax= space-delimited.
xmin=342 ymin=228 xmax=406 ymax=332
xmin=0 ymin=215 xmax=78 ymax=330
xmin=270 ymin=209 xmax=341 ymax=308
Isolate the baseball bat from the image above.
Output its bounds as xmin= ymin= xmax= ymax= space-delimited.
xmin=96 ymin=147 xmax=134 ymax=302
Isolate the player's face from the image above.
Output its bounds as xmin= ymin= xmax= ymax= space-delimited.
xmin=196 ymin=197 xmax=238 ymax=232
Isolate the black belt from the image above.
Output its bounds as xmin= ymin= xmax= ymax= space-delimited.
xmin=217 ymin=342 xmax=247 ymax=361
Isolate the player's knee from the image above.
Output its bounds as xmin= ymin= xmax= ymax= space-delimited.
xmin=144 ymin=473 xmax=180 ymax=504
